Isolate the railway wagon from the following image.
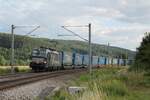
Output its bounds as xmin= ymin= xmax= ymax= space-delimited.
xmin=62 ymin=52 xmax=73 ymax=69
xmin=112 ymin=58 xmax=118 ymax=66
xmin=118 ymin=59 xmax=126 ymax=66
xmin=105 ymin=57 xmax=111 ymax=65
xmin=106 ymin=57 xmax=115 ymax=66
xmin=92 ymin=56 xmax=99 ymax=67
xmin=127 ymin=59 xmax=133 ymax=65
xmin=110 ymin=58 xmax=114 ymax=65
xmin=73 ymin=53 xmax=83 ymax=68
xmin=122 ymin=59 xmax=132 ymax=66
xmin=82 ymin=55 xmax=89 ymax=67
xmin=98 ymin=56 xmax=106 ymax=67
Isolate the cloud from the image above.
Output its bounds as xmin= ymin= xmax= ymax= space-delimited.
xmin=0 ymin=0 xmax=150 ymax=50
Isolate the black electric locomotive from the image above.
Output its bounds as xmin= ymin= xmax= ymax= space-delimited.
xmin=30 ymin=47 xmax=62 ymax=71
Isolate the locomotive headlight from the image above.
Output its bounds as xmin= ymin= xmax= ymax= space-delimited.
xmin=43 ymin=61 xmax=47 ymax=64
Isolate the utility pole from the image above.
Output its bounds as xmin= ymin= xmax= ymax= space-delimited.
xmin=11 ymin=25 xmax=15 ymax=74
xmin=120 ymin=49 xmax=123 ymax=66
xmin=126 ymin=50 xmax=128 ymax=66
xmin=59 ymin=23 xmax=92 ymax=74
xmin=10 ymin=25 xmax=40 ymax=74
xmin=88 ymin=23 xmax=92 ymax=74
xmin=107 ymin=42 xmax=110 ymax=67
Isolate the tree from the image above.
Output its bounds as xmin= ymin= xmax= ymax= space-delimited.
xmin=133 ymin=32 xmax=150 ymax=71
xmin=0 ymin=55 xmax=6 ymax=65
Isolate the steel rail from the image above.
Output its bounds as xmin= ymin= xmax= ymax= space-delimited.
xmin=0 ymin=72 xmax=34 ymax=79
xmin=0 ymin=69 xmax=86 ymax=90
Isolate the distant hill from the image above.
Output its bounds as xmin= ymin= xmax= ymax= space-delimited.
xmin=0 ymin=32 xmax=135 ymax=65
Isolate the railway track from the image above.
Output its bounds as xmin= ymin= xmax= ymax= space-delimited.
xmin=0 ymin=72 xmax=35 ymax=80
xmin=0 ymin=69 xmax=86 ymax=90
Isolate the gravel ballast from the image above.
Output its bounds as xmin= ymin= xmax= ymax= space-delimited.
xmin=0 ymin=72 xmax=83 ymax=100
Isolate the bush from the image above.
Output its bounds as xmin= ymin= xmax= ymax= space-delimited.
xmin=14 ymin=67 xmax=19 ymax=72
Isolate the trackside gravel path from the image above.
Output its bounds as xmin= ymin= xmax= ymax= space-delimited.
xmin=0 ymin=70 xmax=86 ymax=100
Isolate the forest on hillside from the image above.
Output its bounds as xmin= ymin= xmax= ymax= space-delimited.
xmin=0 ymin=32 xmax=135 ymax=65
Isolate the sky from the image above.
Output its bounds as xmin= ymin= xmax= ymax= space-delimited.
xmin=0 ymin=0 xmax=150 ymax=51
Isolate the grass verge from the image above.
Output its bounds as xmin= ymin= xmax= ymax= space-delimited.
xmin=0 ymin=66 xmax=31 ymax=75
xmin=48 ymin=67 xmax=150 ymax=100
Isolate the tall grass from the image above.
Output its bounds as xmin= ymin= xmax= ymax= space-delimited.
xmin=78 ymin=83 xmax=107 ymax=100
xmin=49 ymin=67 xmax=150 ymax=100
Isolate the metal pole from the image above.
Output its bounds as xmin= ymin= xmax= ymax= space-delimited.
xmin=89 ymin=23 xmax=92 ymax=74
xmin=107 ymin=43 xmax=110 ymax=67
xmin=120 ymin=50 xmax=122 ymax=66
xmin=126 ymin=50 xmax=128 ymax=66
xmin=10 ymin=25 xmax=39 ymax=74
xmin=11 ymin=25 xmax=15 ymax=74
xmin=60 ymin=24 xmax=91 ymax=73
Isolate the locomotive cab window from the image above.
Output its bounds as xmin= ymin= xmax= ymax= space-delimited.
xmin=32 ymin=48 xmax=46 ymax=58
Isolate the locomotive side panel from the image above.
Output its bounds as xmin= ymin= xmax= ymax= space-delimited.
xmin=48 ymin=52 xmax=62 ymax=70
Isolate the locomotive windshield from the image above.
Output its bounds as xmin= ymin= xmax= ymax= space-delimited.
xmin=31 ymin=48 xmax=46 ymax=58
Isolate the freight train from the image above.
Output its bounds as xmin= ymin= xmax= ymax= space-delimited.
xmin=29 ymin=47 xmax=132 ymax=71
